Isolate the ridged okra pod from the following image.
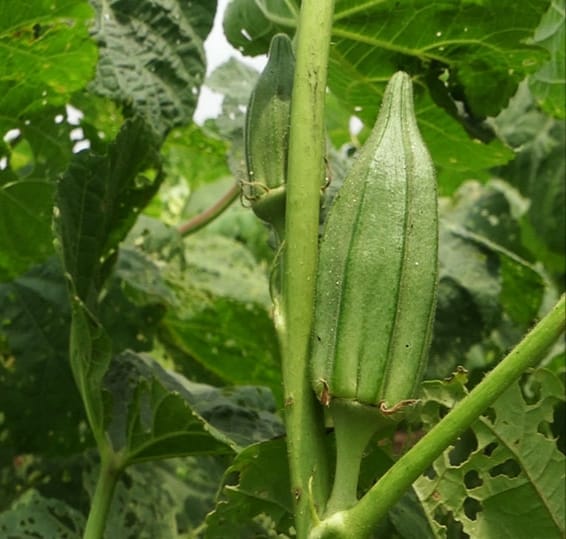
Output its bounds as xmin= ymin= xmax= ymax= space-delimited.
xmin=242 ymin=33 xmax=294 ymax=235
xmin=311 ymin=71 xmax=438 ymax=411
xmin=311 ymin=70 xmax=438 ymax=516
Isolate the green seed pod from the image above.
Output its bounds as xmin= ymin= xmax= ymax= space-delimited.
xmin=243 ymin=33 xmax=294 ymax=229
xmin=311 ymin=71 xmax=438 ymax=412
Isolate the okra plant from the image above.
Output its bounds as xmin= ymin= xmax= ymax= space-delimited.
xmin=0 ymin=1 xmax=564 ymax=539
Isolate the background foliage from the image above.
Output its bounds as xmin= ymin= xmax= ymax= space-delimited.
xmin=0 ymin=0 xmax=564 ymax=537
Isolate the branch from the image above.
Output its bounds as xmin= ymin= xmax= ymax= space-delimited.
xmin=311 ymin=294 xmax=566 ymax=538
xmin=177 ymin=182 xmax=240 ymax=236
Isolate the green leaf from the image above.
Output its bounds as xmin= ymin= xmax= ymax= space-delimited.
xmin=0 ymin=489 xmax=84 ymax=539
xmin=84 ymin=457 xmax=226 ymax=538
xmin=529 ymin=0 xmax=566 ymax=118
xmin=205 ymin=437 xmax=294 ymax=538
xmin=159 ymin=233 xmax=282 ymax=403
xmin=0 ymin=105 xmax=85 ymax=281
xmin=493 ymin=83 xmax=566 ymax=265
xmin=0 ymin=259 xmax=87 ymax=456
xmin=205 ymin=57 xmax=260 ymax=139
xmin=0 ymin=179 xmax=55 ymax=281
xmin=429 ymin=181 xmax=547 ymax=378
xmin=146 ymin=125 xmax=232 ymax=224
xmin=330 ymin=0 xmax=549 ymax=116
xmin=53 ymin=116 xmax=162 ymax=442
xmin=223 ymin=0 xmax=297 ymax=56
xmin=0 ymin=0 xmax=97 ymax=118
xmin=88 ymin=0 xmax=217 ymax=136
xmin=54 ymin=116 xmax=162 ymax=308
xmin=414 ymin=369 xmax=566 ymax=538
xmin=103 ymin=350 xmax=284 ymax=462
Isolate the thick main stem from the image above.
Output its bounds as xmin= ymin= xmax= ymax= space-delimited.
xmin=310 ymin=294 xmax=565 ymax=538
xmin=281 ymin=0 xmax=335 ymax=537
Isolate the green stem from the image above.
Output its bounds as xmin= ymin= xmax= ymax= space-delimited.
xmin=310 ymin=294 xmax=566 ymax=538
xmin=83 ymin=454 xmax=122 ymax=539
xmin=177 ymin=182 xmax=239 ymax=236
xmin=281 ymin=0 xmax=335 ymax=537
xmin=325 ymin=400 xmax=390 ymax=516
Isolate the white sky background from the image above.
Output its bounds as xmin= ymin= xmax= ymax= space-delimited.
xmin=193 ymin=0 xmax=267 ymax=124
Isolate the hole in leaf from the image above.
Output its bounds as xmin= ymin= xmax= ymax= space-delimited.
xmin=537 ymin=421 xmax=554 ymax=439
xmin=483 ymin=407 xmax=496 ymax=424
xmin=489 ymin=458 xmax=521 ymax=478
xmin=551 ymin=400 xmax=565 ymax=455
xmin=433 ymin=508 xmax=468 ymax=537
xmin=464 ymin=469 xmax=482 ymax=489
xmin=483 ymin=442 xmax=498 ymax=456
xmin=438 ymin=405 xmax=450 ymax=418
xmin=424 ymin=466 xmax=437 ymax=480
xmin=520 ymin=374 xmax=542 ymax=405
xmin=448 ymin=430 xmax=477 ymax=466
xmin=463 ymin=497 xmax=482 ymax=520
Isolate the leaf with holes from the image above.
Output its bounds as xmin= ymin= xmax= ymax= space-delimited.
xmin=414 ymin=368 xmax=565 ymax=539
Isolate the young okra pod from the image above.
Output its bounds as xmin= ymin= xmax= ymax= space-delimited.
xmin=311 ymin=71 xmax=438 ymax=413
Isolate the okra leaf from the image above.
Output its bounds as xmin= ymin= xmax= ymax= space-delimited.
xmin=83 ymin=457 xmax=226 ymax=539
xmin=493 ymin=83 xmax=566 ymax=269
xmin=0 ymin=0 xmax=97 ymax=121
xmin=414 ymin=368 xmax=565 ymax=539
xmin=205 ymin=437 xmax=294 ymax=538
xmin=103 ymin=350 xmax=284 ymax=463
xmin=429 ymin=180 xmax=548 ymax=378
xmin=0 ymin=259 xmax=87 ymax=457
xmin=54 ymin=117 xmax=162 ymax=440
xmin=328 ymin=0 xmax=550 ymax=118
xmin=0 ymin=106 xmax=83 ymax=281
xmin=54 ymin=116 xmax=162 ymax=308
xmin=160 ymin=233 xmax=282 ymax=404
xmin=0 ymin=489 xmax=84 ymax=539
xmin=223 ymin=0 xmax=296 ymax=56
xmin=88 ymin=0 xmax=216 ymax=137
xmin=529 ymin=0 xmax=566 ymax=119
xmin=0 ymin=179 xmax=56 ymax=282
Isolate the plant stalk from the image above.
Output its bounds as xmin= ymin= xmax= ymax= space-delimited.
xmin=310 ymin=294 xmax=566 ymax=538
xmin=83 ymin=454 xmax=122 ymax=539
xmin=325 ymin=400 xmax=390 ymax=516
xmin=281 ymin=0 xmax=335 ymax=536
xmin=177 ymin=182 xmax=239 ymax=236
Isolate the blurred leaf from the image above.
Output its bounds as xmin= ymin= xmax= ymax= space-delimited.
xmin=147 ymin=125 xmax=232 ymax=224
xmin=103 ymin=350 xmax=284 ymax=462
xmin=223 ymin=0 xmax=297 ymax=56
xmin=0 ymin=104 xmax=90 ymax=281
xmin=84 ymin=457 xmax=226 ymax=538
xmin=415 ymin=368 xmax=566 ymax=538
xmin=205 ymin=57 xmax=260 ymax=139
xmin=160 ymin=233 xmax=282 ymax=403
xmin=0 ymin=0 xmax=97 ymax=122
xmin=0 ymin=489 xmax=84 ymax=539
xmin=0 ymin=259 xmax=87 ymax=457
xmin=89 ymin=0 xmax=216 ymax=136
xmin=529 ymin=0 xmax=566 ymax=118
xmin=0 ymin=179 xmax=55 ymax=281
xmin=429 ymin=181 xmax=547 ymax=378
xmin=54 ymin=117 xmax=162 ymax=440
xmin=55 ymin=116 xmax=162 ymax=307
xmin=492 ymin=83 xmax=566 ymax=269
